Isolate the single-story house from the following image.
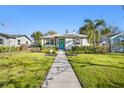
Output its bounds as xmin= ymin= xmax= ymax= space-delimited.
xmin=41 ymin=32 xmax=89 ymax=50
xmin=0 ymin=32 xmax=31 ymax=47
xmin=109 ymin=33 xmax=124 ymax=52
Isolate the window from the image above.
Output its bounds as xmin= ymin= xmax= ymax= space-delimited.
xmin=26 ymin=41 xmax=28 ymax=44
xmin=46 ymin=39 xmax=49 ymax=45
xmin=75 ymin=39 xmax=80 ymax=45
xmin=50 ymin=39 xmax=54 ymax=45
xmin=0 ymin=38 xmax=3 ymax=44
xmin=18 ymin=40 xmax=21 ymax=45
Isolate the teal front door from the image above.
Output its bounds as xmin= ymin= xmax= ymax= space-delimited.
xmin=59 ymin=39 xmax=65 ymax=50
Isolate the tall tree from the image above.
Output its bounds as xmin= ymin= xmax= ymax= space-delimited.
xmin=31 ymin=31 xmax=43 ymax=47
xmin=80 ymin=19 xmax=106 ymax=47
xmin=95 ymin=19 xmax=106 ymax=44
xmin=79 ymin=26 xmax=86 ymax=35
xmin=83 ymin=19 xmax=94 ymax=45
xmin=46 ymin=30 xmax=57 ymax=35
xmin=101 ymin=27 xmax=111 ymax=37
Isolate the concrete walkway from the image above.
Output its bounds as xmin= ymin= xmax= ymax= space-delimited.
xmin=42 ymin=50 xmax=81 ymax=88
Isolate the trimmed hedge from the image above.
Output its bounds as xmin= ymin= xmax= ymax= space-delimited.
xmin=42 ymin=46 xmax=58 ymax=53
xmin=30 ymin=47 xmax=41 ymax=52
xmin=0 ymin=46 xmax=20 ymax=53
xmin=41 ymin=46 xmax=58 ymax=56
xmin=66 ymin=46 xmax=109 ymax=55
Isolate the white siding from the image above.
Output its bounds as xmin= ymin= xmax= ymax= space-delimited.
xmin=0 ymin=36 xmax=31 ymax=47
xmin=0 ymin=36 xmax=9 ymax=46
xmin=8 ymin=38 xmax=16 ymax=46
xmin=109 ymin=33 xmax=124 ymax=52
xmin=65 ymin=38 xmax=74 ymax=50
xmin=15 ymin=36 xmax=31 ymax=46
xmin=56 ymin=38 xmax=60 ymax=48
xmin=65 ymin=38 xmax=89 ymax=50
xmin=41 ymin=39 xmax=44 ymax=46
xmin=41 ymin=37 xmax=90 ymax=50
xmin=82 ymin=38 xmax=90 ymax=46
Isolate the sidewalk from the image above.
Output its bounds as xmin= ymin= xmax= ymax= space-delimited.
xmin=42 ymin=50 xmax=81 ymax=88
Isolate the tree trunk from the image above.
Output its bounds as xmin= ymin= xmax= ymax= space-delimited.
xmin=93 ymin=29 xmax=96 ymax=47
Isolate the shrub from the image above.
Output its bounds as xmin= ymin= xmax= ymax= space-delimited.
xmin=0 ymin=46 xmax=20 ymax=53
xmin=42 ymin=46 xmax=58 ymax=53
xmin=41 ymin=48 xmax=49 ymax=53
xmin=41 ymin=46 xmax=58 ymax=56
xmin=99 ymin=46 xmax=109 ymax=54
xmin=71 ymin=46 xmax=79 ymax=53
xmin=31 ymin=47 xmax=41 ymax=52
xmin=69 ymin=46 xmax=109 ymax=54
xmin=50 ymin=46 xmax=58 ymax=51
xmin=20 ymin=44 xmax=29 ymax=51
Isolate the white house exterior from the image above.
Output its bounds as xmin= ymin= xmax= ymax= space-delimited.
xmin=0 ymin=32 xmax=31 ymax=47
xmin=41 ymin=33 xmax=89 ymax=50
xmin=109 ymin=33 xmax=124 ymax=52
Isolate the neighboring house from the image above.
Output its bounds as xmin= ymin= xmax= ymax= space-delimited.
xmin=0 ymin=32 xmax=31 ymax=47
xmin=41 ymin=32 xmax=89 ymax=50
xmin=109 ymin=33 xmax=124 ymax=52
xmin=100 ymin=37 xmax=109 ymax=47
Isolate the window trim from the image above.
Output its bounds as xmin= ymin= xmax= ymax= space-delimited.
xmin=26 ymin=41 xmax=28 ymax=44
xmin=75 ymin=38 xmax=80 ymax=45
xmin=18 ymin=40 xmax=21 ymax=45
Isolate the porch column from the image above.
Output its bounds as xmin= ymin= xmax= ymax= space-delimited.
xmin=44 ymin=39 xmax=46 ymax=46
xmin=81 ymin=38 xmax=82 ymax=46
xmin=41 ymin=38 xmax=43 ymax=46
xmin=55 ymin=38 xmax=56 ymax=46
xmin=73 ymin=38 xmax=75 ymax=46
xmin=42 ymin=39 xmax=44 ymax=46
xmin=43 ymin=39 xmax=45 ymax=46
xmin=49 ymin=39 xmax=50 ymax=45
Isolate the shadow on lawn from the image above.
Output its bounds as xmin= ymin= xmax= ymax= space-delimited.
xmin=71 ymin=61 xmax=124 ymax=69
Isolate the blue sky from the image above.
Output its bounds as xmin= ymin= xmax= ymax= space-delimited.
xmin=0 ymin=5 xmax=124 ymax=37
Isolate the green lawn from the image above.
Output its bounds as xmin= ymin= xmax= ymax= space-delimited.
xmin=68 ymin=54 xmax=124 ymax=88
xmin=0 ymin=52 xmax=54 ymax=88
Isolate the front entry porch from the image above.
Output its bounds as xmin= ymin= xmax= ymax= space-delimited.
xmin=59 ymin=39 xmax=65 ymax=50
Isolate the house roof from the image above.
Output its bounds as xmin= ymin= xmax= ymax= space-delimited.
xmin=0 ymin=32 xmax=16 ymax=39
xmin=0 ymin=32 xmax=31 ymax=41
xmin=41 ymin=33 xmax=87 ymax=39
xmin=109 ymin=33 xmax=124 ymax=39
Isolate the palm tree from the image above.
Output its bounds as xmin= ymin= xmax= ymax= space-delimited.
xmin=83 ymin=19 xmax=105 ymax=47
xmin=31 ymin=31 xmax=44 ymax=48
xmin=95 ymin=19 xmax=106 ymax=45
xmin=101 ymin=27 xmax=111 ymax=37
xmin=83 ymin=19 xmax=94 ymax=46
xmin=79 ymin=26 xmax=87 ymax=35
